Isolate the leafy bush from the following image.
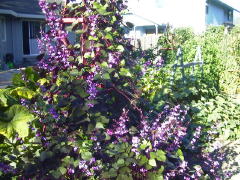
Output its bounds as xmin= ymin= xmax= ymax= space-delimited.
xmin=0 ymin=67 xmax=39 ymax=179
xmin=0 ymin=0 xmax=223 ymax=179
xmin=157 ymin=26 xmax=240 ymax=94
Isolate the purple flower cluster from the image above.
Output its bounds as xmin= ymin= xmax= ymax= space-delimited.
xmin=86 ymin=74 xmax=97 ymax=108
xmin=108 ymin=52 xmax=121 ymax=67
xmin=189 ymin=126 xmax=202 ymax=149
xmin=78 ymin=157 xmax=100 ymax=177
xmin=138 ymin=105 xmax=188 ymax=151
xmin=49 ymin=107 xmax=59 ymax=119
xmin=107 ymin=108 xmax=129 ymax=141
xmin=0 ymin=163 xmax=16 ymax=174
xmin=38 ymin=0 xmax=71 ymax=72
xmin=20 ymin=98 xmax=30 ymax=108
xmin=154 ymin=56 xmax=164 ymax=67
xmin=201 ymin=152 xmax=221 ymax=178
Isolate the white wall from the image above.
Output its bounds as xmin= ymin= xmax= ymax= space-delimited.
xmin=127 ymin=0 xmax=206 ymax=33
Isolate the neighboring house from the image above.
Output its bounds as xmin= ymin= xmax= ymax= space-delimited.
xmin=0 ymin=0 xmax=44 ymax=68
xmin=125 ymin=0 xmax=240 ymax=38
xmin=206 ymin=0 xmax=235 ymax=26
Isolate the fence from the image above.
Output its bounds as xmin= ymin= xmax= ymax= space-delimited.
xmin=130 ymin=34 xmax=160 ymax=50
xmin=171 ymin=46 xmax=204 ymax=84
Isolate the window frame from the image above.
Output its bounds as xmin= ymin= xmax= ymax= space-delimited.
xmin=227 ymin=10 xmax=233 ymax=21
xmin=22 ymin=20 xmax=45 ymax=55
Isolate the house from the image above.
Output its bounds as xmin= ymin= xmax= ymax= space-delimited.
xmin=0 ymin=0 xmax=44 ymax=68
xmin=206 ymin=0 xmax=236 ymax=26
xmin=125 ymin=0 xmax=240 ymax=38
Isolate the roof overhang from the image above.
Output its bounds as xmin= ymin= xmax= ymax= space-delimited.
xmin=209 ymin=0 xmax=240 ymax=13
xmin=0 ymin=9 xmax=45 ymax=19
xmin=123 ymin=13 xmax=164 ymax=27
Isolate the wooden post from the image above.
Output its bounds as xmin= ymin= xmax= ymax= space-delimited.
xmin=62 ymin=18 xmax=83 ymax=24
xmin=177 ymin=47 xmax=185 ymax=82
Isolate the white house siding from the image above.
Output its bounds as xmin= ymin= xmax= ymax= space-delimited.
xmin=206 ymin=1 xmax=230 ymax=25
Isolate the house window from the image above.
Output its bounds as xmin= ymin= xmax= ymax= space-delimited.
xmin=22 ymin=21 xmax=43 ymax=55
xmin=29 ymin=22 xmax=41 ymax=39
xmin=146 ymin=28 xmax=156 ymax=34
xmin=206 ymin=4 xmax=209 ymax=14
xmin=0 ymin=16 xmax=6 ymax=41
xmin=228 ymin=10 xmax=233 ymax=21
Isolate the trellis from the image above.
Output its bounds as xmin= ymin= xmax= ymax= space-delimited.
xmin=171 ymin=46 xmax=204 ymax=84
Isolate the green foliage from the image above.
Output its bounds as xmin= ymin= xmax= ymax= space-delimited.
xmin=191 ymin=94 xmax=240 ymax=141
xmin=0 ymin=105 xmax=34 ymax=139
xmin=157 ymin=26 xmax=240 ymax=94
xmin=10 ymin=87 xmax=36 ymax=100
xmin=12 ymin=67 xmax=39 ymax=90
xmin=1 ymin=1 xmax=239 ymax=179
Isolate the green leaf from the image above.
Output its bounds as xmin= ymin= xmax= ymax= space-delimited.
xmin=158 ymin=166 xmax=164 ymax=173
xmin=74 ymin=86 xmax=89 ymax=98
xmin=140 ymin=139 xmax=151 ymax=150
xmin=105 ymin=27 xmax=112 ymax=32
xmin=56 ymin=78 xmax=62 ymax=86
xmin=139 ymin=155 xmax=148 ymax=166
xmin=111 ymin=16 xmax=117 ymax=23
xmin=84 ymin=52 xmax=91 ymax=58
xmin=37 ymin=78 xmax=49 ymax=86
xmin=58 ymin=167 xmax=67 ymax=175
xmin=117 ymin=174 xmax=133 ymax=180
xmin=105 ymin=33 xmax=113 ymax=40
xmin=10 ymin=87 xmax=36 ymax=99
xmin=117 ymin=158 xmax=125 ymax=166
xmin=40 ymin=151 xmax=54 ymax=162
xmin=74 ymin=43 xmax=81 ymax=48
xmin=148 ymin=159 xmax=157 ymax=167
xmin=147 ymin=172 xmax=164 ymax=180
xmin=96 ymin=122 xmax=104 ymax=129
xmin=0 ymin=89 xmax=9 ymax=107
xmin=150 ymin=152 xmax=156 ymax=159
xmin=100 ymin=62 xmax=109 ymax=68
xmin=12 ymin=73 xmax=25 ymax=87
xmin=73 ymin=160 xmax=80 ymax=167
xmin=103 ymin=73 xmax=111 ymax=80
xmin=119 ymin=68 xmax=132 ymax=77
xmin=120 ymin=60 xmax=125 ymax=66
xmin=101 ymin=168 xmax=117 ymax=178
xmin=119 ymin=167 xmax=131 ymax=174
xmin=156 ymin=150 xmax=166 ymax=162
xmin=51 ymin=170 xmax=61 ymax=179
xmin=88 ymin=36 xmax=98 ymax=41
xmin=176 ymin=149 xmax=184 ymax=161
xmin=23 ymin=67 xmax=39 ymax=82
xmin=93 ymin=2 xmax=110 ymax=15
xmin=0 ymin=105 xmax=34 ymax=138
xmin=117 ymin=45 xmax=124 ymax=52
xmin=81 ymin=151 xmax=92 ymax=161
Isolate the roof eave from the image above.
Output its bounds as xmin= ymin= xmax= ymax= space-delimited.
xmin=0 ymin=9 xmax=45 ymax=19
xmin=209 ymin=0 xmax=240 ymax=12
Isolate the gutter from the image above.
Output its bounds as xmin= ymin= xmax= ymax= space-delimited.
xmin=0 ymin=9 xmax=45 ymax=19
xmin=124 ymin=13 xmax=161 ymax=26
xmin=210 ymin=0 xmax=240 ymax=13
